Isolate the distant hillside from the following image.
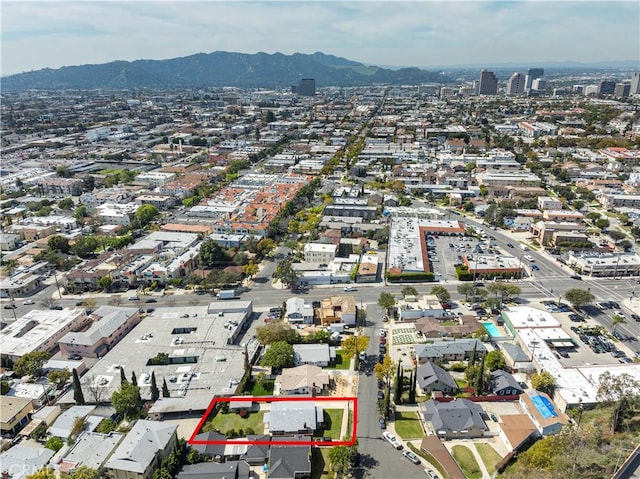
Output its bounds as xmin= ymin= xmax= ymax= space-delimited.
xmin=1 ymin=51 xmax=449 ymax=90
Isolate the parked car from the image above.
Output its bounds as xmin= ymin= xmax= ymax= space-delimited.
xmin=377 ymin=390 xmax=385 ymax=400
xmin=382 ymin=431 xmax=403 ymax=449
xmin=426 ymin=470 xmax=440 ymax=479
xmin=3 ymin=304 xmax=16 ymax=309
xmin=379 ymin=417 xmax=386 ymax=429
xmin=359 ymin=352 xmax=367 ymax=361
xmin=67 ymin=354 xmax=82 ymax=360
xmin=402 ymin=450 xmax=421 ymax=465
xmin=22 ymin=300 xmax=35 ymax=305
xmin=50 ymin=305 xmax=63 ymax=310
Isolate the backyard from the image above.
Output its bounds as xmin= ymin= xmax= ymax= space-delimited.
xmin=310 ymin=447 xmax=331 ymax=479
xmin=393 ymin=411 xmax=424 ymax=440
xmin=204 ymin=409 xmax=265 ymax=436
xmin=452 ymin=444 xmax=482 ymax=479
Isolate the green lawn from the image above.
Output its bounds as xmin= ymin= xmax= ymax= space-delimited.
xmin=475 ymin=443 xmax=503 ymax=474
xmin=333 ymin=350 xmax=351 ymax=369
xmin=452 ymin=445 xmax=482 ymax=479
xmin=206 ymin=410 xmax=265 ymax=436
xmin=393 ymin=411 xmax=424 ymax=440
xmin=251 ymin=380 xmax=274 ymax=396
xmin=314 ymin=409 xmax=344 ymax=439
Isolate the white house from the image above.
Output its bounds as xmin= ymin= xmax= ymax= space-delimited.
xmin=285 ymin=297 xmax=314 ymax=324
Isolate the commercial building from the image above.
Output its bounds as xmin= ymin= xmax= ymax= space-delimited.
xmin=58 ymin=431 xmax=125 ymax=475
xmin=295 ymin=78 xmax=316 ymax=97
xmin=303 ymin=243 xmax=337 ymax=264
xmin=524 ymin=68 xmax=544 ymax=91
xmin=478 ymin=70 xmax=498 ymax=96
xmin=631 ymin=72 xmax=640 ymax=95
xmin=396 ymin=294 xmax=444 ymax=321
xmin=567 ymin=252 xmax=640 ymax=277
xmin=506 ymin=72 xmax=525 ymax=95
xmin=73 ymin=302 xmax=257 ymax=407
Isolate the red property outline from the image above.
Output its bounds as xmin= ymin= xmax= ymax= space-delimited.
xmin=188 ymin=396 xmax=358 ymax=447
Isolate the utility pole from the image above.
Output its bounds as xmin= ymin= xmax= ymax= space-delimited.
xmin=529 ymin=339 xmax=539 ymax=362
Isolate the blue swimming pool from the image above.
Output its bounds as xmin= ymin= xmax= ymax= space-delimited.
xmin=481 ymin=321 xmax=502 ymax=337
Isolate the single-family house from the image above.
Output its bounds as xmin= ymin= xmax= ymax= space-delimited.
xmin=267 ymin=436 xmax=311 ymax=479
xmin=292 ymin=344 xmax=336 ymax=367
xmin=177 ymin=461 xmax=251 ymax=479
xmin=415 ymin=362 xmax=458 ymax=395
xmin=489 ymin=370 xmax=524 ymax=396
xmin=265 ymin=402 xmax=323 ymax=436
xmin=285 ymin=298 xmax=314 ymax=324
xmin=274 ymin=365 xmax=330 ymax=396
xmin=421 ymin=398 xmax=488 ymax=440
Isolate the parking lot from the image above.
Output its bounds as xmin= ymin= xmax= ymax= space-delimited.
xmin=426 ymin=231 xmax=487 ymax=281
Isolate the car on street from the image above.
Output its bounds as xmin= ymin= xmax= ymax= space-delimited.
xmin=402 ymin=450 xmax=421 ymax=465
xmin=3 ymin=304 xmax=16 ymax=309
xmin=75 ymin=301 xmax=84 ymax=306
xmin=22 ymin=300 xmax=35 ymax=305
xmin=50 ymin=305 xmax=63 ymax=310
xmin=507 ymin=243 xmax=514 ymax=248
xmin=145 ymin=298 xmax=158 ymax=303
xmin=570 ymin=274 xmax=582 ymax=280
xmin=632 ymin=313 xmax=640 ymax=322
xmin=379 ymin=417 xmax=386 ymax=429
xmin=343 ymin=286 xmax=357 ymax=292
xmin=531 ymin=264 xmax=540 ymax=271
xmin=382 ymin=431 xmax=403 ymax=449
xmin=426 ymin=470 xmax=440 ymax=479
xmin=524 ymin=255 xmax=534 ymax=262
xmin=128 ymin=296 xmax=139 ymax=301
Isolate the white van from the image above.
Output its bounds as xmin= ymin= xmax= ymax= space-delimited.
xmin=519 ymin=244 xmax=529 ymax=251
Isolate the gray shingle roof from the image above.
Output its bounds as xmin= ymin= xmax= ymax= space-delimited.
xmin=268 ymin=436 xmax=311 ymax=479
xmin=414 ymin=338 xmax=486 ymax=360
xmin=422 ymin=399 xmax=488 ymax=433
xmin=489 ymin=370 xmax=523 ymax=394
xmin=416 ymin=362 xmax=458 ymax=391
xmin=265 ymin=402 xmax=322 ymax=433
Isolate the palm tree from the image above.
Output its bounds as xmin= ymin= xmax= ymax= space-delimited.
xmin=611 ymin=314 xmax=626 ymax=335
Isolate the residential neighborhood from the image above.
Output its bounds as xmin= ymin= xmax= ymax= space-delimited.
xmin=1 ymin=67 xmax=640 ymax=479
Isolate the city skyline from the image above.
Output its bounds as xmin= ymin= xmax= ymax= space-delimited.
xmin=2 ymin=1 xmax=639 ymax=76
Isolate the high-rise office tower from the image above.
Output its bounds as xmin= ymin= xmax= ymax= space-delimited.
xmin=478 ymin=70 xmax=498 ymax=95
xmin=524 ymin=68 xmax=544 ymax=91
xmin=614 ymin=83 xmax=631 ymax=98
xmin=506 ymin=72 xmax=525 ymax=95
xmin=532 ymin=78 xmax=547 ymax=91
xmin=598 ymin=80 xmax=616 ymax=96
xmin=630 ymin=72 xmax=640 ymax=95
xmin=296 ymin=78 xmax=316 ymax=97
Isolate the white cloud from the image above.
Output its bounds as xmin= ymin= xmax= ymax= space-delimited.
xmin=1 ymin=1 xmax=638 ymax=75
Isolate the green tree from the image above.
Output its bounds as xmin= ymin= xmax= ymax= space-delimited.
xmin=377 ymin=292 xmax=396 ymax=314
xmin=97 ymin=275 xmax=112 ymax=292
xmin=48 ymin=235 xmax=70 ymax=254
xmin=14 ymin=351 xmax=50 ymax=377
xmin=131 ymin=371 xmax=138 ymax=386
xmin=485 ymin=350 xmax=507 ymax=372
xmin=71 ymin=236 xmax=99 ymax=257
xmin=486 ymin=283 xmax=521 ymax=301
xmin=328 ymin=445 xmax=353 ymax=477
xmin=401 ymin=286 xmax=418 ymax=297
xmin=242 ymin=261 xmax=259 ymax=278
xmin=45 ymin=436 xmax=63 ymax=452
xmin=457 ymin=283 xmax=476 ymax=300
xmin=257 ymin=238 xmax=276 ymax=256
xmin=111 ymin=382 xmax=142 ymax=420
xmin=341 ymin=335 xmax=370 ymax=361
xmin=72 ymin=368 xmax=85 ymax=405
xmin=96 ymin=418 xmax=116 ymax=434
xmin=259 ymin=341 xmax=294 ymax=369
xmin=48 ymin=368 xmax=71 ymax=390
xmin=430 ymin=285 xmax=451 ymax=302
xmin=198 ymin=238 xmax=229 ymax=268
xmin=68 ymin=466 xmax=100 ymax=479
xmin=134 ymin=204 xmax=159 ymax=228
xmin=256 ymin=320 xmax=300 ymax=344
xmin=162 ymin=378 xmax=170 ymax=398
xmin=563 ymin=288 xmax=595 ymax=309
xmin=596 ymin=371 xmax=640 ymax=433
xmin=58 ymin=198 xmax=75 ymax=210
xmin=73 ymin=205 xmax=89 ymax=221
xmin=150 ymin=371 xmax=159 ymax=401
xmin=611 ymin=314 xmax=626 ymax=335
xmin=531 ymin=371 xmax=556 ymax=396
xmin=274 ymin=257 xmax=299 ymax=288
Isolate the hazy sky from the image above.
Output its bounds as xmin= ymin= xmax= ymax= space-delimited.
xmin=2 ymin=1 xmax=639 ymax=75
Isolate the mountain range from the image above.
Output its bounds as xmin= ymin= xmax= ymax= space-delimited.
xmin=1 ymin=51 xmax=449 ymax=91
